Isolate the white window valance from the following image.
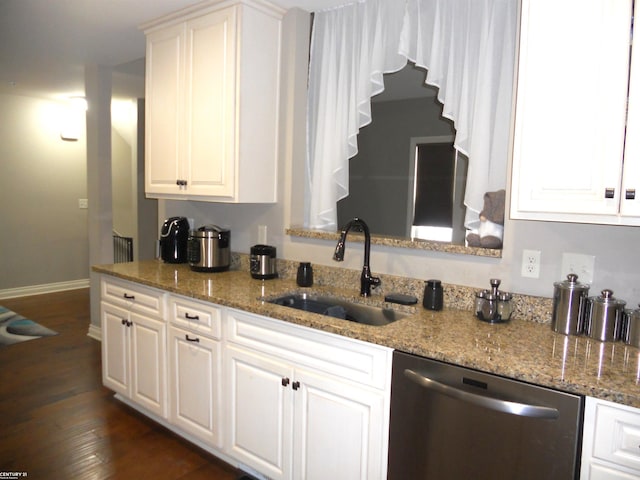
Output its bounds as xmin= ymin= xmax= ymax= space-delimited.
xmin=305 ymin=0 xmax=518 ymax=232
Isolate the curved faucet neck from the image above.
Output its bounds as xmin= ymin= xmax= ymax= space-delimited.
xmin=342 ymin=217 xmax=371 ymax=266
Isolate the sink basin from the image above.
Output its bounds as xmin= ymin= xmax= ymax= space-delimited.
xmin=268 ymin=292 xmax=407 ymax=326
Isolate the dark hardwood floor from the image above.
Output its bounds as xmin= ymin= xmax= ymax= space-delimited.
xmin=0 ymin=288 xmax=239 ymax=480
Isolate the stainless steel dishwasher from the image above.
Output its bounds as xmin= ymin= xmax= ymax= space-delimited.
xmin=387 ymin=351 xmax=583 ymax=480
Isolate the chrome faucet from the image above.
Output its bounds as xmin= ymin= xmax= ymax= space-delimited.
xmin=333 ymin=217 xmax=381 ymax=297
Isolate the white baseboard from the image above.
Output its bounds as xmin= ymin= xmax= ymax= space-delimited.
xmin=87 ymin=324 xmax=102 ymax=341
xmin=0 ymin=279 xmax=89 ymax=300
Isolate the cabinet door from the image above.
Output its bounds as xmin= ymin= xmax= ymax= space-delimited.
xmin=588 ymin=463 xmax=640 ymax=480
xmin=145 ymin=22 xmax=184 ymax=196
xmin=293 ymin=369 xmax=387 ymax=480
xmin=511 ymin=0 xmax=631 ymax=219
xmin=621 ymin=1 xmax=640 ymax=217
xmin=184 ymin=8 xmax=237 ymax=199
xmin=169 ymin=325 xmax=222 ymax=447
xmin=129 ymin=312 xmax=167 ymax=418
xmin=225 ymin=345 xmax=293 ymax=480
xmin=101 ymin=302 xmax=130 ymax=397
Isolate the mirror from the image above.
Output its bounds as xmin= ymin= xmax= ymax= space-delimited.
xmin=337 ymin=62 xmax=493 ymax=252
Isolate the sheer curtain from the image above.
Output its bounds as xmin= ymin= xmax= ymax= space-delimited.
xmin=305 ymin=0 xmax=517 ymax=232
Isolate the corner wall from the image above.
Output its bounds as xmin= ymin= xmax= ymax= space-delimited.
xmin=0 ymin=93 xmax=89 ymax=291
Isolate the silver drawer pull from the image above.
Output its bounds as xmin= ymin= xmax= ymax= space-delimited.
xmin=626 ymin=189 xmax=636 ymax=200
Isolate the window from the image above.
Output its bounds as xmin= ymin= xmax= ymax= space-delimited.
xmin=409 ymin=136 xmax=467 ymax=243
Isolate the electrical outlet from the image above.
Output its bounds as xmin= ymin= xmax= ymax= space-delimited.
xmin=521 ymin=249 xmax=541 ymax=278
xmin=78 ymin=198 xmax=88 ymax=209
xmin=561 ymin=253 xmax=595 ymax=285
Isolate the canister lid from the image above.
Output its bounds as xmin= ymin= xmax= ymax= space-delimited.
xmin=591 ymin=289 xmax=626 ymax=308
xmin=628 ymin=304 xmax=640 ymax=319
xmin=191 ymin=224 xmax=229 ymax=238
xmin=553 ymin=273 xmax=590 ymax=292
xmin=251 ymin=244 xmax=276 ymax=256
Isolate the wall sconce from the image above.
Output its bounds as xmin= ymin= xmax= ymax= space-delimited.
xmin=60 ymin=96 xmax=88 ymax=141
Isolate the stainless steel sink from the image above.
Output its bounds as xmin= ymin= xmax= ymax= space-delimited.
xmin=268 ymin=292 xmax=407 ymax=326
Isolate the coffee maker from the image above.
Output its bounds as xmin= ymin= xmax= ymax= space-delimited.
xmin=159 ymin=217 xmax=189 ymax=263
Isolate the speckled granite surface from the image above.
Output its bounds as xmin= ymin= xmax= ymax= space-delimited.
xmin=286 ymin=227 xmax=502 ymax=258
xmin=93 ymin=258 xmax=640 ymax=408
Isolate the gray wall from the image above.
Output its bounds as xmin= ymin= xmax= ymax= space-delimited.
xmin=0 ymin=94 xmax=89 ymax=291
xmin=1 ymin=92 xmax=155 ymax=296
xmin=112 ymin=127 xmax=135 ymax=240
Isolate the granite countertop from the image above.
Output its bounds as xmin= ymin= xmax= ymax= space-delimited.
xmin=93 ymin=260 xmax=640 ymax=408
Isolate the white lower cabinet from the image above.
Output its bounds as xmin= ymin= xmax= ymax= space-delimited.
xmin=99 ymin=276 xmax=393 ymax=479
xmin=168 ymin=325 xmax=222 ymax=447
xmin=226 ymin=344 xmax=293 ymax=478
xmin=292 ymin=366 xmax=386 ymax=480
xmin=224 ymin=308 xmax=392 ymax=480
xmin=101 ymin=278 xmax=167 ymax=418
xmin=581 ymin=396 xmax=640 ymax=479
xmin=167 ymin=295 xmax=224 ymax=447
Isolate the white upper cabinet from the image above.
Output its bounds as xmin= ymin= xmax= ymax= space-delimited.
xmin=621 ymin=8 xmax=640 ymax=218
xmin=143 ymin=0 xmax=283 ymax=203
xmin=511 ymin=0 xmax=640 ymax=225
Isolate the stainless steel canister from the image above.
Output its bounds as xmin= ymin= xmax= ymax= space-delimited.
xmin=586 ymin=289 xmax=626 ymax=342
xmin=552 ymin=274 xmax=590 ymax=335
xmin=624 ymin=304 xmax=640 ymax=347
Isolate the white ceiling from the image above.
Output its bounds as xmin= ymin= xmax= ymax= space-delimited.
xmin=0 ymin=0 xmax=348 ymax=101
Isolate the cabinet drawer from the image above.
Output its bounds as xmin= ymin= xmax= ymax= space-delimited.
xmin=101 ymin=277 xmax=165 ymax=317
xmin=589 ymin=462 xmax=640 ymax=480
xmin=168 ymin=295 xmax=222 ymax=339
xmin=227 ymin=308 xmax=392 ymax=390
xmin=593 ymin=401 xmax=640 ymax=472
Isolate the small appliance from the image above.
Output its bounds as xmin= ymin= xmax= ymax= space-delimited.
xmin=159 ymin=217 xmax=189 ymax=263
xmin=250 ymin=244 xmax=278 ymax=279
xmin=188 ymin=225 xmax=230 ymax=272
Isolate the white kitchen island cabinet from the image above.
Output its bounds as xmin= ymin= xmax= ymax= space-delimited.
xmin=224 ymin=308 xmax=392 ymax=480
xmin=511 ymin=0 xmax=640 ymax=225
xmin=142 ymin=0 xmax=283 ymax=203
xmin=100 ymin=277 xmax=168 ymax=418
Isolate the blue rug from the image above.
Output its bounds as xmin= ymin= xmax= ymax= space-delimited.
xmin=0 ymin=306 xmax=58 ymax=347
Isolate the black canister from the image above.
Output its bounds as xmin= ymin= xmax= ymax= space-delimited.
xmin=297 ymin=262 xmax=314 ymax=287
xmin=423 ymin=279 xmax=443 ymax=311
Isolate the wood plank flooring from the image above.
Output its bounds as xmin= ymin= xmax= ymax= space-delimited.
xmin=0 ymin=288 xmax=239 ymax=480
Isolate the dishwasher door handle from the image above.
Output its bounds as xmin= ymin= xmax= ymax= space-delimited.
xmin=404 ymin=369 xmax=559 ymax=419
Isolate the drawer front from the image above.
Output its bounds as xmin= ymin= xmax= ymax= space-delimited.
xmin=101 ymin=277 xmax=164 ymax=317
xmin=593 ymin=401 xmax=640 ymax=472
xmin=589 ymin=462 xmax=640 ymax=480
xmin=168 ymin=295 xmax=222 ymax=339
xmin=227 ymin=308 xmax=392 ymax=390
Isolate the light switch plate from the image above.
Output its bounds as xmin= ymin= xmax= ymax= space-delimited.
xmin=561 ymin=253 xmax=595 ymax=285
